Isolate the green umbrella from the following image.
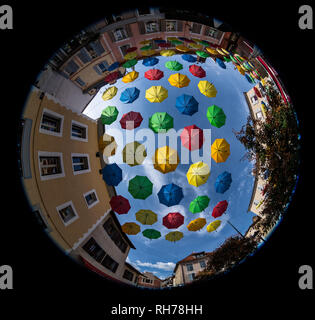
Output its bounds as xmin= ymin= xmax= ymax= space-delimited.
xmin=140 ymin=45 xmax=152 ymax=51
xmin=170 ymin=39 xmax=183 ymax=45
xmin=189 ymin=196 xmax=210 ymax=213
xmin=123 ymin=59 xmax=138 ymax=69
xmin=101 ymin=106 xmax=119 ymax=125
xmin=223 ymin=56 xmax=231 ymax=62
xmin=165 ymin=60 xmax=183 ymax=71
xmin=196 ymin=51 xmax=210 ymax=58
xmin=199 ymin=40 xmax=210 ymax=47
xmin=128 ymin=175 xmax=153 ymax=200
xmin=230 ymin=55 xmax=238 ymax=64
xmin=207 ymin=105 xmax=226 ymax=128
xmin=142 ymin=229 xmax=161 ymax=239
xmin=149 ymin=112 xmax=174 ymax=133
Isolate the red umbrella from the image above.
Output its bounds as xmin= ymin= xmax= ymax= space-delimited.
xmin=126 ymin=47 xmax=137 ymax=53
xmin=254 ymin=86 xmax=262 ymax=98
xmin=104 ymin=71 xmax=119 ymax=83
xmin=189 ymin=64 xmax=206 ymax=78
xmin=120 ymin=111 xmax=143 ymax=130
xmin=212 ymin=200 xmax=228 ymax=218
xmin=144 ymin=69 xmax=164 ymax=81
xmin=163 ymin=212 xmax=184 ymax=229
xmin=180 ymin=125 xmax=204 ymax=151
xmin=110 ymin=195 xmax=131 ymax=214
xmin=158 ymin=42 xmax=171 ymax=48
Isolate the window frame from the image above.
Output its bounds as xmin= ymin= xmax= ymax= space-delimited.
xmin=38 ymin=151 xmax=65 ymax=181
xmin=71 ymin=153 xmax=91 ymax=175
xmin=165 ymin=20 xmax=178 ymax=33
xmin=113 ymin=28 xmax=129 ymax=42
xmin=186 ymin=263 xmax=194 ymax=272
xmin=255 ymin=111 xmax=263 ymax=120
xmin=83 ymin=189 xmax=99 ymax=209
xmin=145 ymin=21 xmax=159 ymax=34
xmin=39 ymin=108 xmax=64 ymax=137
xmin=56 ymin=200 xmax=79 ymax=227
xmin=71 ymin=120 xmax=88 ymax=142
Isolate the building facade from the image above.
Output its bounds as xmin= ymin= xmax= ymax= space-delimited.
xmin=138 ymin=272 xmax=162 ymax=289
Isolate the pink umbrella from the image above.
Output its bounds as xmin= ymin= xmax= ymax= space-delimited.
xmin=180 ymin=125 xmax=204 ymax=151
xmin=163 ymin=212 xmax=184 ymax=229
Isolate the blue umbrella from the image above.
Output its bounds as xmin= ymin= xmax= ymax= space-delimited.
xmin=216 ymin=58 xmax=226 ymax=69
xmin=143 ymin=57 xmax=159 ymax=67
xmin=154 ymin=39 xmax=165 ymax=44
xmin=158 ymin=183 xmax=184 ymax=207
xmin=102 ymin=163 xmax=122 ymax=186
xmin=175 ymin=94 xmax=199 ymax=116
xmin=215 ymin=171 xmax=232 ymax=193
xmin=181 ymin=54 xmax=197 ymax=63
xmin=245 ymin=73 xmax=254 ymax=84
xmin=120 ymin=87 xmax=140 ymax=103
xmin=108 ymin=62 xmax=120 ymax=71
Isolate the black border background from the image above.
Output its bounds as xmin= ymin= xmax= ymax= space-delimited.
xmin=1 ymin=0 xmax=314 ymax=318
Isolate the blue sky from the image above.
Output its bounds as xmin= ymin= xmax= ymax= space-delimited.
xmin=83 ymin=54 xmax=258 ymax=279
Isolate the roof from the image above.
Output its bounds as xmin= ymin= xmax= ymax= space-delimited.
xmin=124 ymin=262 xmax=142 ymax=275
xmin=173 ymin=251 xmax=212 ymax=273
xmin=142 ymin=272 xmax=162 ymax=282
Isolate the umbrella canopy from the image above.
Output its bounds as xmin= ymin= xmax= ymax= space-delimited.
xmin=158 ymin=42 xmax=172 ymax=48
xmin=206 ymin=47 xmax=219 ymax=55
xmin=168 ymin=73 xmax=190 ymax=88
xmin=189 ymin=195 xmax=210 ymax=213
xmin=145 ymin=86 xmax=168 ymax=103
xmin=165 ymin=231 xmax=183 ymax=242
xmin=221 ymin=48 xmax=230 ymax=55
xmin=187 ymin=218 xmax=207 ymax=231
xmin=99 ymin=134 xmax=117 ymax=157
xmin=141 ymin=49 xmax=156 ymax=57
xmin=158 ymin=183 xmax=183 ymax=207
xmin=122 ymin=222 xmax=140 ymax=235
xmin=188 ymin=42 xmax=203 ymax=49
xmin=196 ymin=51 xmax=210 ymax=58
xmin=212 ymin=200 xmax=228 ymax=218
xmin=108 ymin=62 xmax=120 ymax=71
xmin=245 ymin=73 xmax=254 ymax=84
xmin=102 ymin=163 xmax=122 ymax=186
xmin=175 ymin=45 xmax=190 ymax=52
xmin=154 ymin=39 xmax=165 ymax=43
xmin=123 ymin=59 xmax=138 ymax=69
xmin=181 ymin=54 xmax=197 ymax=62
xmin=198 ymin=80 xmax=217 ymax=97
xmin=144 ymin=69 xmax=164 ymax=81
xmin=230 ymin=55 xmax=239 ymax=64
xmin=122 ymin=71 xmax=139 ymax=83
xmin=110 ymin=195 xmax=131 ymax=214
xmin=122 ymin=141 xmax=147 ymax=166
xmin=186 ymin=161 xmax=210 ymax=187
xmin=254 ymin=86 xmax=262 ymax=98
xmin=120 ymin=87 xmax=140 ymax=103
xmin=126 ymin=47 xmax=137 ymax=53
xmin=101 ymin=106 xmax=119 ymax=125
xmin=165 ymin=60 xmax=183 ymax=71
xmin=189 ymin=64 xmax=206 ymax=78
xmin=142 ymin=229 xmax=161 ymax=239
xmin=120 ymin=111 xmax=143 ymax=130
xmin=207 ymin=220 xmax=221 ymax=232
xmin=223 ymin=56 xmax=232 ymax=62
xmin=136 ymin=210 xmax=158 ymax=225
xmin=104 ymin=71 xmax=119 ymax=83
xmin=102 ymin=86 xmax=118 ymax=101
xmin=124 ymin=52 xmax=137 ymax=60
xmin=140 ymin=45 xmax=152 ymax=51
xmin=128 ymin=175 xmax=153 ymax=199
xmin=216 ymin=58 xmax=226 ymax=69
xmin=160 ymin=49 xmax=176 ymax=57
xmin=163 ymin=212 xmax=184 ymax=229
xmin=142 ymin=57 xmax=159 ymax=66
xmin=149 ymin=112 xmax=173 ymax=133
xmin=170 ymin=39 xmax=183 ymax=45
xmin=236 ymin=65 xmax=245 ymax=75
xmin=175 ymin=94 xmax=199 ymax=116
xmin=180 ymin=124 xmax=204 ymax=151
xmin=216 ymin=48 xmax=226 ymax=56
xmin=139 ymin=40 xmax=151 ymax=45
xmin=215 ymin=171 xmax=232 ymax=193
xmin=207 ymin=105 xmax=226 ymax=128
xmin=211 ymin=138 xmax=230 ymax=163
xmin=153 ymin=146 xmax=179 ymax=174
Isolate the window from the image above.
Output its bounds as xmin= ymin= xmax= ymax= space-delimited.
xmin=77 ymin=47 xmax=92 ymax=64
xmin=145 ymin=21 xmax=159 ymax=33
xmin=71 ymin=120 xmax=88 ymax=142
xmin=38 ymin=151 xmax=65 ymax=180
xmin=74 ymin=77 xmax=86 ymax=87
xmin=123 ymin=269 xmax=134 ymax=281
xmin=56 ymin=201 xmax=79 ymax=226
xmin=101 ymin=254 xmax=119 ymax=273
xmin=188 ymin=273 xmax=195 ymax=281
xmin=113 ymin=28 xmax=128 ymax=41
xmin=119 ymin=44 xmax=131 ymax=57
xmin=200 ymin=260 xmax=206 ymax=268
xmin=96 ymin=60 xmax=109 ymax=73
xmin=103 ymin=217 xmax=128 ymax=253
xmin=166 ymin=21 xmax=177 ymax=32
xmin=86 ymin=39 xmax=105 ymax=58
xmin=256 ymin=111 xmax=263 ymax=120
xmin=206 ymin=27 xmax=223 ymax=40
xmin=191 ymin=23 xmax=202 ymax=34
xmin=39 ymin=109 xmax=64 ymax=137
xmin=63 ymin=59 xmax=79 ymax=76
xmin=83 ymin=189 xmax=99 ymax=209
xmin=71 ymin=153 xmax=90 ymax=175
xmin=254 ymin=200 xmax=259 ymax=206
xmin=186 ymin=264 xmax=193 ymax=271
xmin=250 ymin=94 xmax=259 ymax=105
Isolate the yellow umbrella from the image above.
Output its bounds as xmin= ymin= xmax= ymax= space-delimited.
xmin=261 ymin=103 xmax=267 ymax=118
xmin=122 ymin=141 xmax=147 ymax=167
xmin=175 ymin=45 xmax=190 ymax=52
xmin=168 ymin=73 xmax=190 ymax=88
xmin=211 ymin=138 xmax=230 ymax=163
xmin=187 ymin=218 xmax=207 ymax=231
xmin=216 ymin=48 xmax=226 ymax=56
xmin=139 ymin=40 xmax=151 ymax=45
xmin=261 ymin=78 xmax=267 ymax=86
xmin=236 ymin=65 xmax=245 ymax=75
xmin=122 ymin=71 xmax=139 ymax=83
xmin=153 ymin=146 xmax=179 ymax=174
xmin=206 ymin=220 xmax=221 ymax=232
xmin=122 ymin=222 xmax=141 ymax=235
xmin=145 ymin=85 xmax=168 ymax=103
xmin=141 ymin=49 xmax=156 ymax=57
xmin=186 ymin=161 xmax=210 ymax=187
xmin=206 ymin=47 xmax=218 ymax=55
xmin=160 ymin=49 xmax=176 ymax=57
xmin=136 ymin=210 xmax=158 ymax=225
xmin=167 ymin=37 xmax=178 ymax=41
xmin=124 ymin=52 xmax=137 ymax=60
xmin=165 ymin=231 xmax=184 ymax=242
xmin=221 ymin=48 xmax=230 ymax=55
xmin=188 ymin=42 xmax=203 ymax=49
xmin=99 ymin=134 xmax=117 ymax=157
xmin=102 ymin=86 xmax=118 ymax=101
xmin=198 ymin=80 xmax=217 ymax=98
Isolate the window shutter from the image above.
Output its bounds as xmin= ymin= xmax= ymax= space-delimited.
xmin=107 ymin=30 xmax=116 ymax=43
xmin=159 ymin=19 xmax=166 ymax=32
xmin=90 ymin=40 xmax=105 ymax=56
xmin=138 ymin=21 xmax=145 ymax=34
xmin=93 ymin=65 xmax=102 ymax=75
xmin=125 ymin=24 xmax=132 ymax=37
xmin=192 ymin=23 xmax=202 ymax=34
xmin=77 ymin=47 xmax=92 ymax=64
xmin=64 ymin=60 xmax=79 ymax=75
xmin=203 ymin=26 xmax=210 ymax=36
xmin=177 ymin=20 xmax=183 ymax=32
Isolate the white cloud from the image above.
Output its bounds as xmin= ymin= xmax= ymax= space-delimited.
xmin=134 ymin=260 xmax=176 ymax=271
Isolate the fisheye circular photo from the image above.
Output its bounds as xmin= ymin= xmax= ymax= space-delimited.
xmin=18 ymin=6 xmax=300 ymax=289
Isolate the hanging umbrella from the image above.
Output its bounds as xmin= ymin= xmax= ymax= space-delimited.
xmin=158 ymin=42 xmax=171 ymax=48
xmin=139 ymin=40 xmax=151 ymax=45
xmin=180 ymin=124 xmax=204 ymax=151
xmin=187 ymin=218 xmax=207 ymax=231
xmin=221 ymin=48 xmax=230 ymax=55
xmin=122 ymin=222 xmax=141 ymax=235
xmin=104 ymin=71 xmax=120 ymax=83
xmin=122 ymin=71 xmax=139 ymax=83
xmin=216 ymin=48 xmax=226 ymax=56
xmin=175 ymin=94 xmax=198 ymax=116
xmin=199 ymin=40 xmax=210 ymax=47
xmin=142 ymin=229 xmax=161 ymax=239
xmin=100 ymin=106 xmax=119 ymax=125
xmin=158 ymin=183 xmax=183 ymax=207
xmin=230 ymin=55 xmax=238 ymax=64
xmin=126 ymin=47 xmax=137 ymax=53
xmin=175 ymin=45 xmax=190 ymax=52
xmin=120 ymin=87 xmax=140 ymax=103
xmin=165 ymin=231 xmax=183 ymax=242
xmin=142 ymin=57 xmax=159 ymax=66
xmin=189 ymin=64 xmax=206 ymax=78
xmin=170 ymin=39 xmax=183 ymax=45
xmin=254 ymin=86 xmax=262 ymax=98
xmin=186 ymin=161 xmax=210 ymax=187
xmin=153 ymin=146 xmax=179 ymax=174
xmin=236 ymin=65 xmax=245 ymax=75
xmin=206 ymin=47 xmax=218 ymax=55
xmin=168 ymin=73 xmax=190 ymax=88
xmin=196 ymin=51 xmax=210 ymax=58
xmin=140 ymin=45 xmax=152 ymax=51
xmin=215 ymin=171 xmax=232 ymax=193
xmin=245 ymin=73 xmax=255 ymax=84
xmin=212 ymin=200 xmax=228 ymax=218
xmin=145 ymin=86 xmax=168 ymax=103
xmin=165 ymin=60 xmax=183 ymax=71
xmin=110 ymin=195 xmax=131 ymax=214
xmin=120 ymin=111 xmax=143 ymax=130
xmin=207 ymin=105 xmax=226 ymax=128
xmin=102 ymin=86 xmax=118 ymax=101
xmin=160 ymin=49 xmax=176 ymax=57
xmin=211 ymin=138 xmax=230 ymax=163
xmin=124 ymin=52 xmax=138 ymax=60
xmin=136 ymin=210 xmax=158 ymax=225
xmin=207 ymin=220 xmax=221 ymax=233
xmin=144 ymin=69 xmax=164 ymax=81
xmin=216 ymin=58 xmax=226 ymax=69
xmin=149 ymin=112 xmax=173 ymax=133
xmin=128 ymin=175 xmax=153 ymax=199
xmin=181 ymin=54 xmax=197 ymax=62
xmin=154 ymin=39 xmax=165 ymax=43
xmin=123 ymin=59 xmax=138 ymax=69
xmin=189 ymin=195 xmax=210 ymax=213
xmin=163 ymin=212 xmax=184 ymax=229
xmin=122 ymin=141 xmax=147 ymax=166
xmin=141 ymin=49 xmax=156 ymax=57
xmin=188 ymin=42 xmax=203 ymax=49
xmin=99 ymin=134 xmax=117 ymax=157
xmin=108 ymin=62 xmax=120 ymax=71
xmin=198 ymin=80 xmax=217 ymax=97
xmin=101 ymin=163 xmax=122 ymax=186
xmin=223 ymin=56 xmax=232 ymax=62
